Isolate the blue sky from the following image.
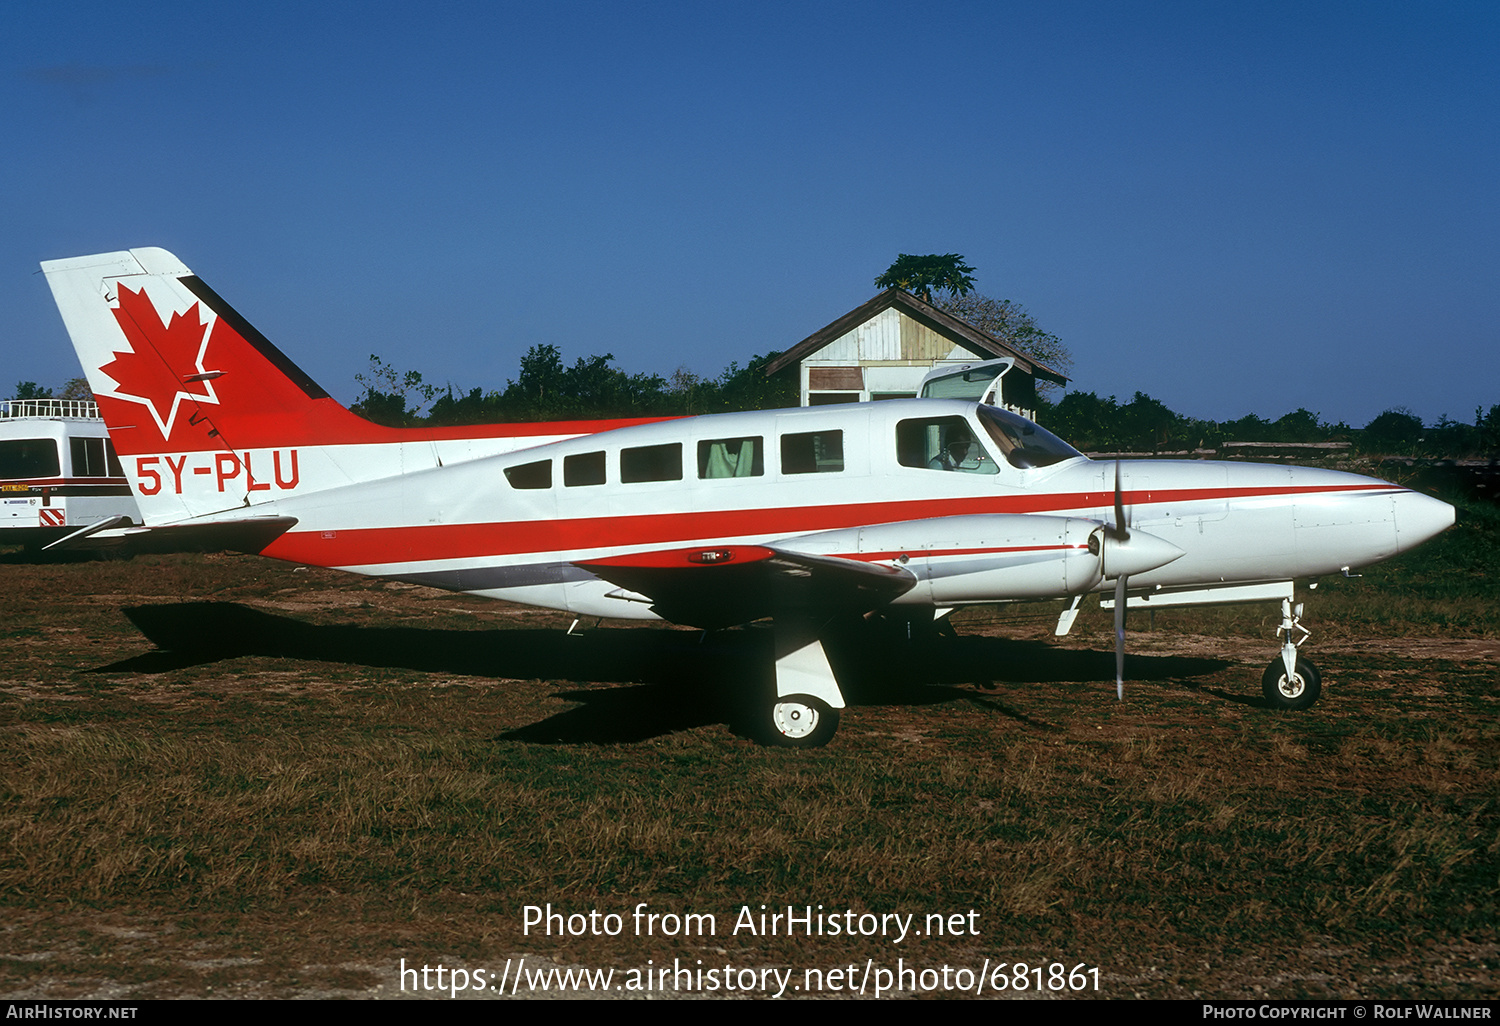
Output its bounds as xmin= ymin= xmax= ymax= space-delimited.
xmin=5 ymin=1 xmax=1496 ymax=427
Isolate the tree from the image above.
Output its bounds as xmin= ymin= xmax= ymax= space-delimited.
xmin=13 ymin=381 xmax=51 ymax=400
xmin=425 ymin=386 xmax=504 ymax=426
xmin=1118 ymin=391 xmax=1184 ymax=452
xmin=58 ymin=377 xmax=93 ymax=401
xmin=874 ymin=254 xmax=976 ymax=303
xmin=1269 ymin=409 xmax=1326 ymax=443
xmin=1047 ymin=390 xmax=1190 ymax=452
xmin=502 ymin=345 xmax=671 ymax=419
xmin=1047 ymin=390 xmax=1120 ymax=451
xmin=1478 ymin=404 xmax=1500 ymax=454
xmin=1361 ymin=407 xmax=1424 ymax=455
xmin=707 ymin=351 xmax=798 ymax=413
xmin=934 ymin=292 xmax=1073 ymax=390
xmin=10 ymin=378 xmax=93 ymax=402
xmin=509 ymin=344 xmax=567 ymax=410
xmin=1221 ymin=411 xmax=1271 ymax=441
xmin=666 ymin=366 xmax=709 ymax=415
xmin=874 ymin=256 xmax=1072 ymax=394
xmin=553 ymin=352 xmax=668 ymax=417
xmin=350 ymin=355 xmax=438 ymax=427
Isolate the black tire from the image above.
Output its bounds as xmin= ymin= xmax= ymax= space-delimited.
xmin=768 ymin=694 xmax=839 ymax=748
xmin=1262 ymin=655 xmax=1322 ymax=711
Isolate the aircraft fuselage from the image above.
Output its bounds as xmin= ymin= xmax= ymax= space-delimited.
xmin=232 ymin=399 xmax=1453 ymax=622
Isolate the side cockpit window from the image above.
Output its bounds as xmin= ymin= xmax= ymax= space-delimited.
xmin=896 ymin=416 xmax=998 ymax=475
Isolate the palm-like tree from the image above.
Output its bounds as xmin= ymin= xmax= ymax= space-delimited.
xmin=874 ymin=253 xmax=976 ymax=303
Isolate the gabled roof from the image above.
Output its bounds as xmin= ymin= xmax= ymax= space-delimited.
xmin=765 ymin=287 xmax=1068 ymax=386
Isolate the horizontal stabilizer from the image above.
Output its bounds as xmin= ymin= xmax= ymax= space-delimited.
xmin=44 ymin=515 xmax=298 ymax=555
xmin=41 ymin=515 xmax=135 ymax=552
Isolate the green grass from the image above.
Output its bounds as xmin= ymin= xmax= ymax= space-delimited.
xmin=0 ymin=532 xmax=1496 ymax=998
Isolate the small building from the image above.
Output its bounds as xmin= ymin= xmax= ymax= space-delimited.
xmin=765 ymin=288 xmax=1067 ymax=420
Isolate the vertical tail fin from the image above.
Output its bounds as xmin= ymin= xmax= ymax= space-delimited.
xmin=42 ymin=248 xmax=376 ymax=456
xmin=41 ymin=248 xmax=383 ymax=524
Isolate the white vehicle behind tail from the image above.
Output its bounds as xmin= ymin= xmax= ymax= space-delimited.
xmin=0 ymin=398 xmax=139 ymax=553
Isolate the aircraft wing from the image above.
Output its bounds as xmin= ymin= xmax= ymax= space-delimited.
xmin=574 ymin=544 xmax=917 ymax=630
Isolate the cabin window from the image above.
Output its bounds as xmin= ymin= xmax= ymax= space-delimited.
xmin=564 ymin=451 xmax=606 ymax=487
xmin=504 ymin=459 xmax=552 ymax=490
xmin=0 ymin=439 xmax=60 ymax=480
xmin=105 ymin=439 xmax=123 ymax=478
xmin=897 ymin=416 xmax=999 ymax=475
xmin=621 ymin=443 xmax=682 ymax=483
xmin=780 ymin=430 xmax=844 ymax=474
xmin=697 ymin=437 xmax=763 ymax=479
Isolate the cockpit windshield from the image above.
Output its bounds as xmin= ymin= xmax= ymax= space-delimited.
xmin=976 ymin=406 xmax=1085 ymax=469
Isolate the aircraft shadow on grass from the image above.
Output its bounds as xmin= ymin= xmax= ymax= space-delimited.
xmin=99 ymin=601 xmax=1233 ymax=743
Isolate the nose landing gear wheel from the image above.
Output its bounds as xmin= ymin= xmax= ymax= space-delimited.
xmin=769 ymin=695 xmax=839 ymax=748
xmin=1262 ymin=656 xmax=1322 ymax=711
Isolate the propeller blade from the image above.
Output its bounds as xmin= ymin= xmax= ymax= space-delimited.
xmin=1110 ymin=460 xmax=1130 ymax=700
xmin=1114 ymin=573 xmax=1127 ymax=700
xmin=1112 ymin=459 xmax=1129 ymax=541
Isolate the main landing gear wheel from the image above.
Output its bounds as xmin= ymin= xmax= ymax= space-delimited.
xmin=1262 ymin=655 xmax=1322 ymax=711
xmin=769 ymin=694 xmax=839 ymax=748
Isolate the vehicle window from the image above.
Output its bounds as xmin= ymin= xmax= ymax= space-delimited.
xmin=977 ymin=406 xmax=1084 ymax=469
xmin=780 ymin=430 xmax=843 ymax=474
xmin=504 ymin=459 xmax=552 ymax=490
xmin=697 ymin=437 xmax=763 ymax=479
xmin=621 ymin=443 xmax=682 ymax=483
xmin=896 ymin=416 xmax=999 ymax=475
xmin=0 ymin=439 xmax=60 ymax=480
xmin=70 ymin=437 xmax=110 ymax=477
xmin=105 ymin=439 xmax=123 ymax=478
xmin=564 ymin=451 xmax=606 ymax=487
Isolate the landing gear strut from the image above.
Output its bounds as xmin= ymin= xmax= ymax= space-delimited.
xmin=1263 ymin=597 xmax=1321 ymax=710
xmin=764 ymin=629 xmax=845 ymax=747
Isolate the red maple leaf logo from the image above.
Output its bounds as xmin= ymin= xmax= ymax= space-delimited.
xmin=99 ymin=284 xmax=220 ymax=439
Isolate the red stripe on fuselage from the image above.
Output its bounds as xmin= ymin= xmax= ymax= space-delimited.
xmin=259 ymin=483 xmax=1397 ymax=569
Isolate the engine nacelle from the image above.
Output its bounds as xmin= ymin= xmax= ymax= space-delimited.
xmin=772 ymin=514 xmax=1180 ymax=606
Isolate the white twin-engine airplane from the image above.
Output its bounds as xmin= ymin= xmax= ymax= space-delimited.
xmin=41 ymin=248 xmax=1455 ymax=746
